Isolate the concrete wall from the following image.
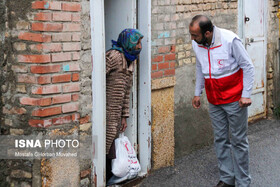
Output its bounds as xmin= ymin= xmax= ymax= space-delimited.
xmin=173 ymin=0 xmax=238 ymax=158
xmin=267 ymin=0 xmax=280 ymax=117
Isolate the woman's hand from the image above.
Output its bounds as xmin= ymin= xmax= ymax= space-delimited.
xmin=120 ymin=117 xmax=127 ymax=132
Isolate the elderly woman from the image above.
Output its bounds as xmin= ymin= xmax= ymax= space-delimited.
xmin=106 ymin=28 xmax=143 ymax=181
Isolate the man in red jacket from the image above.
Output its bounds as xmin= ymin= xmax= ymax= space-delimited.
xmin=190 ymin=15 xmax=254 ymax=187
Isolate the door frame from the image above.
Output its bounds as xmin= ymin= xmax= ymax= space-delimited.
xmin=90 ymin=0 xmax=151 ymax=186
xmin=238 ymin=0 xmax=268 ymax=119
xmin=104 ymin=0 xmax=138 ymax=154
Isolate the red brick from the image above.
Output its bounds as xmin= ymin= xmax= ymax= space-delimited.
xmin=12 ymin=65 xmax=28 ymax=73
xmin=29 ymin=119 xmax=52 ymax=128
xmin=63 ymin=64 xmax=80 ymax=72
xmin=152 ymin=64 xmax=157 ymax=71
xmin=30 ymin=43 xmax=62 ymax=53
xmin=81 ymin=169 xmax=91 ymax=178
xmin=52 ymin=53 xmax=71 ymax=62
xmin=63 ymin=43 xmax=81 ymax=51
xmin=63 ymin=83 xmax=80 ymax=93
xmin=62 ymin=3 xmax=81 ymax=12
xmin=151 ymin=71 xmax=163 ymax=79
xmin=31 ymin=65 xmax=61 ymax=74
xmin=62 ymin=103 xmax=79 ymax=113
xmin=52 ymin=74 xmax=71 ymax=83
xmin=37 ymin=76 xmax=51 ymax=84
xmin=158 ymin=62 xmax=170 ymax=70
xmin=72 ymin=52 xmax=80 ymax=60
xmin=18 ymin=54 xmax=51 ymax=63
xmin=72 ymin=13 xmax=81 ymax=22
xmin=158 ymin=46 xmax=170 ymax=53
xmin=18 ymin=32 xmax=51 ymax=42
xmin=170 ymin=61 xmax=176 ymax=68
xmin=20 ymin=97 xmax=52 ymax=106
xmin=29 ymin=44 xmax=43 ymax=52
xmin=72 ymin=73 xmax=79 ymax=81
xmin=52 ymin=33 xmax=72 ymax=42
xmin=80 ymin=115 xmax=90 ymax=124
xmin=37 ymin=98 xmax=52 ymax=106
xmin=72 ymin=94 xmax=79 ymax=101
xmin=34 ymin=12 xmax=52 ymax=21
xmin=52 ymin=115 xmax=72 ymax=125
xmin=171 ymin=45 xmax=176 ymax=53
xmin=53 ymin=12 xmax=72 ymax=22
xmin=72 ymin=113 xmax=80 ymax=122
xmin=164 ymin=69 xmax=175 ymax=76
xmin=63 ymin=23 xmax=80 ymax=32
xmin=32 ymin=22 xmax=63 ymax=32
xmin=20 ymin=97 xmax=37 ymax=105
xmin=165 ymin=53 xmax=176 ymax=61
xmin=32 ymin=85 xmax=62 ymax=95
xmin=152 ymin=55 xmax=163 ymax=62
xmin=52 ymin=94 xmax=72 ymax=104
xmin=32 ymin=1 xmax=61 ymax=10
xmin=72 ymin=33 xmax=81 ymax=41
xmin=17 ymin=74 xmax=37 ymax=84
xmin=32 ymin=106 xmax=62 ymax=117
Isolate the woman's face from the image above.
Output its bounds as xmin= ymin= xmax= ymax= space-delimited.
xmin=135 ymin=38 xmax=142 ymax=50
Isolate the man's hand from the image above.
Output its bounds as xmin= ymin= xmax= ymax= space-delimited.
xmin=120 ymin=117 xmax=127 ymax=132
xmin=192 ymin=96 xmax=201 ymax=109
xmin=239 ymin=97 xmax=252 ymax=108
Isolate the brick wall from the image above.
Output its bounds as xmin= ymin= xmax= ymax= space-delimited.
xmin=0 ymin=0 xmax=92 ymax=186
xmin=151 ymin=0 xmax=177 ymax=79
xmin=15 ymin=1 xmax=82 ymax=127
xmin=175 ymin=0 xmax=238 ymax=67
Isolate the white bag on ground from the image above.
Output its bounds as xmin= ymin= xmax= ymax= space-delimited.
xmin=111 ymin=133 xmax=141 ymax=180
xmin=122 ymin=136 xmax=141 ymax=179
xmin=111 ymin=134 xmax=130 ymax=177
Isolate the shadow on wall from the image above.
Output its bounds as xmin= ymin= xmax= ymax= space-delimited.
xmin=174 ymin=64 xmax=213 ymax=158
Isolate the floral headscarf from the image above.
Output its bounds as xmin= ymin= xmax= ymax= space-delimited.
xmin=111 ymin=28 xmax=144 ymax=62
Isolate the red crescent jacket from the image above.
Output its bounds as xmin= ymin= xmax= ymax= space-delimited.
xmin=192 ymin=27 xmax=254 ymax=105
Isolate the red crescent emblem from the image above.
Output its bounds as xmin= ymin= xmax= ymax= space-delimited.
xmin=218 ymin=59 xmax=223 ymax=65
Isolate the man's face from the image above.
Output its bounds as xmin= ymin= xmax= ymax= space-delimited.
xmin=189 ymin=24 xmax=207 ymax=45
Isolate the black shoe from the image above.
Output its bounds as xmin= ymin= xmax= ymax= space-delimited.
xmin=214 ymin=181 xmax=235 ymax=187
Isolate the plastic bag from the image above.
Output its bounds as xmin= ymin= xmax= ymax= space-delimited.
xmin=111 ymin=134 xmax=130 ymax=178
xmin=122 ymin=136 xmax=141 ymax=179
xmin=109 ymin=133 xmax=141 ymax=185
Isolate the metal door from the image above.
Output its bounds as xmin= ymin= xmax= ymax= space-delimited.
xmin=104 ymin=0 xmax=138 ymax=151
xmin=243 ymin=0 xmax=267 ymax=119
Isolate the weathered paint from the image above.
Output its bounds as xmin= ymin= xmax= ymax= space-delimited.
xmin=63 ymin=65 xmax=70 ymax=71
xmin=242 ymin=0 xmax=267 ymax=118
xmin=90 ymin=0 xmax=106 ymax=186
xmin=158 ymin=31 xmax=170 ymax=39
xmin=138 ymin=0 xmax=152 ymax=175
xmin=44 ymin=2 xmax=49 ymax=9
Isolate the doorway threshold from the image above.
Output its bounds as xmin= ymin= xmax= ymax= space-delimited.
xmin=108 ymin=175 xmax=146 ymax=187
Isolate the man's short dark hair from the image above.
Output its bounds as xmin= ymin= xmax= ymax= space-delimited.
xmin=190 ymin=15 xmax=214 ymax=35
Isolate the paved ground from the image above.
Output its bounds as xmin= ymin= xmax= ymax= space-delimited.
xmin=140 ymin=119 xmax=280 ymax=187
